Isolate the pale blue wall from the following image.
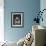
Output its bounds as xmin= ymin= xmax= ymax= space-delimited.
xmin=4 ymin=0 xmax=40 ymax=42
xmin=40 ymin=0 xmax=46 ymax=27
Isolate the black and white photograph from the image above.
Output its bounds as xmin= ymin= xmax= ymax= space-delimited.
xmin=11 ymin=12 xmax=24 ymax=27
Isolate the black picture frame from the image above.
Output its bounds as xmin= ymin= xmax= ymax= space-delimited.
xmin=11 ymin=12 xmax=24 ymax=28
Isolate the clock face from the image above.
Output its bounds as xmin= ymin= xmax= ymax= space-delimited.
xmin=40 ymin=10 xmax=46 ymax=27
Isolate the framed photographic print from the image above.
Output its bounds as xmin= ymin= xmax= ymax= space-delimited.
xmin=11 ymin=12 xmax=24 ymax=28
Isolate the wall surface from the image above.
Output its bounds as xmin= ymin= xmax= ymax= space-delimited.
xmin=4 ymin=0 xmax=40 ymax=42
xmin=40 ymin=0 xmax=46 ymax=27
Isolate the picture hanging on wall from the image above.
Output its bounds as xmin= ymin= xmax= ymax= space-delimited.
xmin=11 ymin=12 xmax=24 ymax=28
